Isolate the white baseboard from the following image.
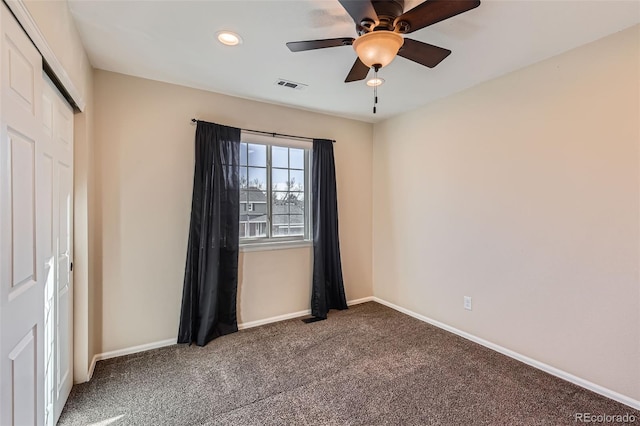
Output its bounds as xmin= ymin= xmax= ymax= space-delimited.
xmin=87 ymin=338 xmax=177 ymax=381
xmin=238 ymin=309 xmax=311 ymax=330
xmin=238 ymin=296 xmax=374 ymax=330
xmin=86 ymin=296 xmax=376 ymax=381
xmin=86 ymin=354 xmax=98 ymax=382
xmin=347 ymin=296 xmax=374 ymax=306
xmin=372 ymin=297 xmax=640 ymax=411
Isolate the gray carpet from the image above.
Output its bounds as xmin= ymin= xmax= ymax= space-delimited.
xmin=59 ymin=302 xmax=639 ymax=425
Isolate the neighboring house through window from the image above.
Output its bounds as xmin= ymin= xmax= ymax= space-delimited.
xmin=239 ymin=132 xmax=311 ymax=243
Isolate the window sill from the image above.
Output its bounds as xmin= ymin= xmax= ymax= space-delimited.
xmin=240 ymin=239 xmax=312 ymax=253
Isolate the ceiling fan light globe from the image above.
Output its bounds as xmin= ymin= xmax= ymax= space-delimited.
xmin=353 ymin=31 xmax=404 ymax=68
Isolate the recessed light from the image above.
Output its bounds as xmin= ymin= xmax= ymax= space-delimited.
xmin=217 ymin=31 xmax=242 ymax=46
xmin=366 ymin=77 xmax=385 ymax=87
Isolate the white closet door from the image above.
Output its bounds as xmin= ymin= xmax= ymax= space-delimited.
xmin=0 ymin=2 xmax=45 ymax=425
xmin=42 ymin=73 xmax=74 ymax=425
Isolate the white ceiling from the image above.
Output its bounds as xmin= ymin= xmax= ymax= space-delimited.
xmin=68 ymin=0 xmax=640 ymax=123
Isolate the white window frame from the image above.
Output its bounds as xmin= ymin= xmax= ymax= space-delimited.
xmin=239 ymin=132 xmax=312 ymax=249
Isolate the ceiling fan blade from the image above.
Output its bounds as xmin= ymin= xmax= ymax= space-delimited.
xmin=345 ymin=57 xmax=370 ymax=82
xmin=287 ymin=38 xmax=354 ymax=52
xmin=396 ymin=0 xmax=480 ymax=34
xmin=338 ymin=0 xmax=379 ymax=26
xmin=397 ymin=38 xmax=451 ymax=68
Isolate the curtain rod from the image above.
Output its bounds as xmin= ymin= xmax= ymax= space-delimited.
xmin=191 ymin=118 xmax=335 ymax=143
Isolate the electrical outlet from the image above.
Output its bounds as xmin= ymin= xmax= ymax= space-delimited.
xmin=464 ymin=296 xmax=472 ymax=311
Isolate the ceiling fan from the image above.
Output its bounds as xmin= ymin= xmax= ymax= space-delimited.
xmin=286 ymin=0 xmax=481 ymax=83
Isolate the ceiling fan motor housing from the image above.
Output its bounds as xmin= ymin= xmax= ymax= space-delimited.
xmin=371 ymin=0 xmax=405 ymax=31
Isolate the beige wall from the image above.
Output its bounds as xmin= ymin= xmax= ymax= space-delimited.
xmin=21 ymin=0 xmax=97 ymax=382
xmin=373 ymin=25 xmax=640 ymax=401
xmin=93 ymin=70 xmax=373 ymax=353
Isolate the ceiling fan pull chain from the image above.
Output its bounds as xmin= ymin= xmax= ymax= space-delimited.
xmin=373 ymin=66 xmax=378 ymax=114
xmin=374 ymin=86 xmax=378 ymax=114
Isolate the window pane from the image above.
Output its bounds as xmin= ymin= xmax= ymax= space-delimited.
xmin=272 ymin=146 xmax=288 ymax=168
xmin=243 ymin=186 xmax=266 ymax=240
xmin=248 ymin=144 xmax=266 ymax=167
xmin=272 ymin=168 xmax=289 ymax=191
xmin=246 ymin=190 xmax=267 ymax=206
xmin=290 ymin=148 xmax=304 ymax=170
xmin=248 ymin=217 xmax=267 ymax=238
xmin=272 ymin=215 xmax=290 ymax=237
xmin=289 ymin=213 xmax=304 ymax=236
xmin=250 ymin=202 xmax=267 ymax=215
xmin=239 ymin=222 xmax=246 ymax=238
xmin=240 ymin=143 xmax=248 ymax=166
xmin=248 ymin=167 xmax=266 ymax=190
xmin=240 ymin=189 xmax=248 ymax=214
xmin=272 ymin=191 xmax=289 ymax=215
xmin=288 ymin=192 xmax=305 ymax=213
xmin=240 ymin=167 xmax=248 ymax=189
xmin=290 ymin=170 xmax=304 ymax=191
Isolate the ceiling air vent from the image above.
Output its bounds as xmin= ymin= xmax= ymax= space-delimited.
xmin=275 ymin=79 xmax=307 ymax=91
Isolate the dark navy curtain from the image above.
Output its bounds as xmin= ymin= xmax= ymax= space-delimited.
xmin=178 ymin=121 xmax=241 ymax=346
xmin=310 ymin=139 xmax=347 ymax=319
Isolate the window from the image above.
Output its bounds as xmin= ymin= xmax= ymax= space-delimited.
xmin=239 ymin=134 xmax=311 ymax=244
